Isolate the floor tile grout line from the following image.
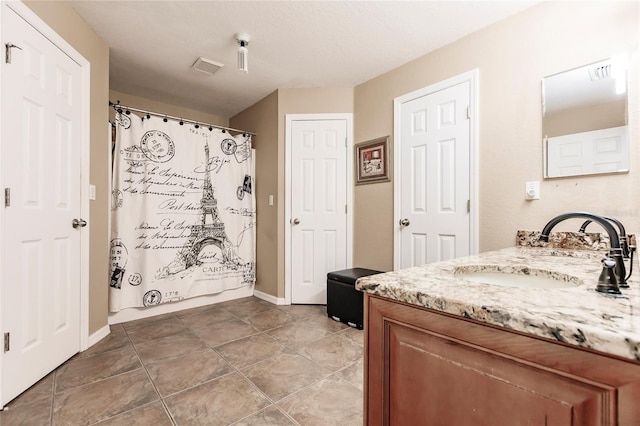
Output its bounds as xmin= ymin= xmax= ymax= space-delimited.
xmin=143 ymin=338 xmax=239 ymax=400
xmin=241 ymin=311 xmax=350 ymax=344
xmin=122 ymin=324 xmax=178 ymax=426
xmin=51 ymin=327 xmax=157 ymax=425
xmin=229 ymin=403 xmax=301 ymax=426
xmin=181 ymin=308 xmax=338 ymax=425
xmin=267 ymin=327 xmax=352 ymax=354
xmin=52 ymin=344 xmax=158 ymax=395
xmin=260 ymin=349 xmax=362 ymax=407
xmin=85 ymin=400 xmax=167 ymax=426
xmin=269 ymin=371 xmax=364 ymax=419
xmin=120 ymin=307 xmax=267 ymax=401
xmin=157 ymin=368 xmax=238 ymax=401
xmin=197 ymin=301 xmax=363 ymax=424
xmin=280 ymin=339 xmax=364 ymax=392
xmin=70 ymin=338 xmax=133 ymax=361
xmin=274 ymin=327 xmax=362 ymax=375
xmin=212 ymin=318 xmax=357 ymax=423
xmin=181 ymin=319 xmax=287 ymax=424
xmin=176 ymin=305 xmax=268 ymax=333
xmin=53 ymin=344 xmax=145 ymax=394
xmin=134 ymin=312 xmax=272 ymax=404
xmin=223 ymin=327 xmax=306 ymax=426
xmin=204 ymin=332 xmax=290 ymax=371
xmin=193 ymin=328 xmax=263 ymax=348
xmin=53 ymin=365 xmax=152 ymax=400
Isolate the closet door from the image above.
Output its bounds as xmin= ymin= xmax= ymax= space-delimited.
xmin=1 ymin=3 xmax=84 ymax=405
xmin=289 ymin=118 xmax=349 ymax=304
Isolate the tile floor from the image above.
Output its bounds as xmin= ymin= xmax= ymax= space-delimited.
xmin=0 ymin=297 xmax=364 ymax=426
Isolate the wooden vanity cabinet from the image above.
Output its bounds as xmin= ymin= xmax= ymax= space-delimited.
xmin=364 ymin=294 xmax=640 ymax=425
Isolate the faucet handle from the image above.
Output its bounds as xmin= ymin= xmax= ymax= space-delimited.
xmin=628 ymin=234 xmax=637 ymax=250
xmin=596 ymin=257 xmax=621 ymax=295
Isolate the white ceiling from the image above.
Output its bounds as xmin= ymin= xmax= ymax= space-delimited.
xmin=69 ymin=1 xmax=539 ymax=118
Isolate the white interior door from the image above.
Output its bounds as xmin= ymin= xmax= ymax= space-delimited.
xmin=1 ymin=5 xmax=83 ymax=405
xmin=396 ymin=80 xmax=471 ymax=269
xmin=290 ymin=119 xmax=348 ymax=304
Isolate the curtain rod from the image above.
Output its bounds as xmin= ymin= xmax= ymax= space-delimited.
xmin=109 ymin=101 xmax=256 ymax=136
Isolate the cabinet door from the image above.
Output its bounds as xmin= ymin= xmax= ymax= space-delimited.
xmin=387 ymin=324 xmax=599 ymax=425
xmin=365 ymin=295 xmax=640 ymax=425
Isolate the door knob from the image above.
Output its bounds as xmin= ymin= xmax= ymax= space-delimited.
xmin=292 ymin=218 xmax=300 ymax=225
xmin=399 ymin=218 xmax=410 ymax=227
xmin=72 ymin=218 xmax=87 ymax=229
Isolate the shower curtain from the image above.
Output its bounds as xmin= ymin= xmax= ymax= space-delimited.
xmin=110 ymin=112 xmax=255 ymax=312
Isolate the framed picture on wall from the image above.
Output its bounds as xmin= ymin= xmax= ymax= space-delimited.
xmin=355 ymin=136 xmax=390 ymax=185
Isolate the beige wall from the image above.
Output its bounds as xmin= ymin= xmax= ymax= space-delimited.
xmin=109 ymin=90 xmax=229 ymax=127
xmin=229 ymin=91 xmax=279 ymax=296
xmin=352 ymin=84 xmax=395 ymax=271
xmin=354 ymin=1 xmax=640 ymax=269
xmin=24 ymin=1 xmax=110 ymax=334
xmin=231 ymin=88 xmax=354 ymax=298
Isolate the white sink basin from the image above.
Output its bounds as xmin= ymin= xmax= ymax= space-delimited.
xmin=454 ymin=268 xmax=581 ymax=289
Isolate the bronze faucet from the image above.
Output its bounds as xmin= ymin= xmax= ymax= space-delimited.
xmin=540 ymin=212 xmax=626 ymax=295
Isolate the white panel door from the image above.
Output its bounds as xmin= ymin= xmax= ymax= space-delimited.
xmin=398 ymin=81 xmax=470 ymax=269
xmin=1 ymin=5 xmax=82 ymax=404
xmin=291 ymin=119 xmax=347 ymax=304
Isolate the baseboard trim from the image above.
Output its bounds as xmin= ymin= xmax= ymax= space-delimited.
xmin=253 ymin=289 xmax=287 ymax=305
xmin=86 ymin=324 xmax=110 ymax=350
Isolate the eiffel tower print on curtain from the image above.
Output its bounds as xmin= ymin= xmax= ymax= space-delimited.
xmin=178 ymin=142 xmax=240 ymax=270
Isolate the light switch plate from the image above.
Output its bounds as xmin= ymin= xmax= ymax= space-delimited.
xmin=89 ymin=184 xmax=96 ymax=200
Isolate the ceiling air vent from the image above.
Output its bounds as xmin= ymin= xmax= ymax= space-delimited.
xmin=191 ymin=57 xmax=224 ymax=75
xmin=588 ymin=63 xmax=610 ymax=81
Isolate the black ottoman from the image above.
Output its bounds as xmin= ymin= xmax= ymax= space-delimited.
xmin=327 ymin=268 xmax=382 ymax=329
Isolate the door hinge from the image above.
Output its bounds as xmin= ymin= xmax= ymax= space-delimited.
xmin=5 ymin=43 xmax=22 ymax=64
xmin=466 ymin=106 xmax=471 ymax=119
xmin=467 ymin=199 xmax=471 ymax=213
xmin=345 ymin=137 xmax=347 ymax=148
xmin=4 ymin=332 xmax=9 ymax=352
xmin=345 ymin=204 xmax=348 ymax=214
xmin=4 ymin=188 xmax=10 ymax=207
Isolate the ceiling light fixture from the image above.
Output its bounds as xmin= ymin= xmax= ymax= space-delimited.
xmin=235 ymin=32 xmax=250 ymax=73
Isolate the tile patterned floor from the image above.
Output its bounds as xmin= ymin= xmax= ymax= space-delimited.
xmin=0 ymin=297 xmax=363 ymax=426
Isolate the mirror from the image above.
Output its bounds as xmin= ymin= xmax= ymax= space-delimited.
xmin=543 ymin=58 xmax=628 ymax=178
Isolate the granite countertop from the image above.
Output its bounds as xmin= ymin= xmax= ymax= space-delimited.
xmin=356 ymin=232 xmax=640 ymax=362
